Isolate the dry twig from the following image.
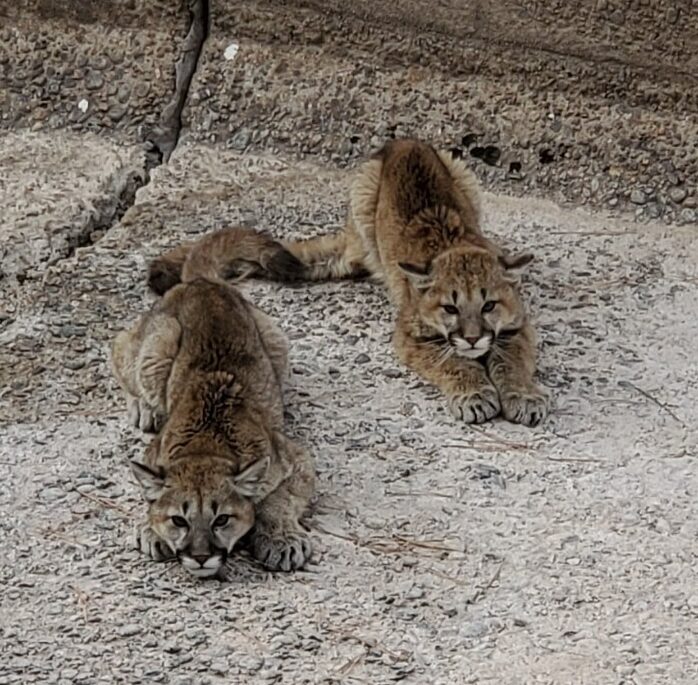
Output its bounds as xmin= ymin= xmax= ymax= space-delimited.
xmin=469 ymin=562 xmax=503 ymax=604
xmin=384 ymin=489 xmax=454 ymax=499
xmin=335 ymin=630 xmax=408 ymax=661
xmin=314 ymin=524 xmax=465 ymax=559
xmin=619 ymin=380 xmax=686 ymax=426
xmin=74 ymin=489 xmax=132 ymax=517
xmin=71 ymin=584 xmax=90 ymax=622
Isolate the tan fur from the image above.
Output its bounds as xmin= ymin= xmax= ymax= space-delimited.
xmin=147 ymin=227 xmax=308 ymax=296
xmin=302 ymin=139 xmax=548 ymax=425
xmin=146 ymin=139 xmax=548 ymax=425
xmin=436 ymin=150 xmax=482 ymax=226
xmin=351 ymin=140 xmax=548 ymax=424
xmin=111 ymin=279 xmax=315 ymax=576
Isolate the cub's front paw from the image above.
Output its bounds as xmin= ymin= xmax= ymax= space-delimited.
xmin=500 ymin=387 xmax=549 ymax=426
xmin=448 ymin=385 xmax=501 ymax=424
xmin=135 ymin=523 xmax=174 ymax=562
xmin=252 ymin=529 xmax=312 ymax=572
xmin=127 ymin=397 xmax=161 ymax=432
xmin=135 ymin=400 xmax=165 ymax=433
xmin=127 ymin=397 xmax=141 ymax=428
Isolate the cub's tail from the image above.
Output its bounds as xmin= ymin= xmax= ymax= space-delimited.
xmin=284 ymin=230 xmax=366 ymax=281
xmin=148 ymin=227 xmax=304 ymax=295
xmin=148 ymin=226 xmax=363 ymax=295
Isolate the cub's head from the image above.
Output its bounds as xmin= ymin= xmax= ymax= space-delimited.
xmin=399 ymin=246 xmax=532 ymax=359
xmin=130 ymin=455 xmax=270 ymax=578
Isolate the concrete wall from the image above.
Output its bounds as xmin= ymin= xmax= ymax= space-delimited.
xmin=335 ymin=0 xmax=698 ymax=76
xmin=1 ymin=0 xmax=697 ymax=223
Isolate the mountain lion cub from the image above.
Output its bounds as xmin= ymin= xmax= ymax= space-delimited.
xmin=148 ymin=139 xmax=549 ymax=426
xmin=112 ymin=278 xmax=314 ymax=577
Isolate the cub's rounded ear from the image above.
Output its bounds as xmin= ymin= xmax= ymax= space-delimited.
xmin=231 ymin=456 xmax=270 ymax=501
xmin=130 ymin=461 xmax=166 ymax=502
xmin=398 ymin=261 xmax=433 ymax=291
xmin=499 ymin=252 xmax=534 ymax=271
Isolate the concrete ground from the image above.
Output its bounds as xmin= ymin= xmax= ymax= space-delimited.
xmin=1 ymin=133 xmax=697 ymax=684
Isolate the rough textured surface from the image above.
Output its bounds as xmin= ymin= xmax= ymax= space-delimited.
xmin=1 ymin=145 xmax=697 ymax=683
xmin=182 ymin=0 xmax=698 ymax=224
xmin=336 ymin=0 xmax=698 ymax=75
xmin=2 ymin=0 xmax=698 ymax=681
xmin=2 ymin=0 xmax=697 ymax=223
xmin=0 ymin=0 xmax=186 ymax=141
xmin=0 ymin=131 xmax=145 ymax=280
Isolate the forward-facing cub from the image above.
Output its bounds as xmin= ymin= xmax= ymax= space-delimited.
xmin=148 ymin=139 xmax=549 ymax=426
xmin=111 ymin=278 xmax=314 ymax=577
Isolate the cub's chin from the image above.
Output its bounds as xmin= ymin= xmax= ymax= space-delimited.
xmin=179 ymin=551 xmax=228 ymax=579
xmin=184 ymin=566 xmax=221 ymax=579
xmin=455 ymin=347 xmax=489 ymax=360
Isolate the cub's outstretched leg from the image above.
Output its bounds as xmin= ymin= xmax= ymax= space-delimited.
xmin=394 ymin=327 xmax=501 ymax=424
xmin=249 ymin=306 xmax=289 ymax=385
xmin=112 ymin=324 xmax=152 ymax=431
xmin=251 ymin=434 xmax=315 ymax=571
xmin=134 ymin=521 xmax=175 ymax=562
xmin=486 ymin=325 xmax=549 ymax=427
xmin=132 ymin=435 xmax=176 ymax=562
xmin=111 ymin=314 xmax=181 ymax=432
xmin=135 ymin=314 xmax=181 ymax=430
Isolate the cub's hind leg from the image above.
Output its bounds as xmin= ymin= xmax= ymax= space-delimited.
xmin=251 ymin=434 xmax=315 ymax=572
xmin=487 ymin=324 xmax=549 ymax=427
xmin=135 ymin=314 xmax=182 ymax=432
xmin=283 ymin=213 xmax=370 ymax=282
xmin=250 ymin=306 xmax=289 ymax=384
xmin=394 ymin=326 xmax=500 ymax=424
xmin=112 ymin=323 xmax=149 ymax=430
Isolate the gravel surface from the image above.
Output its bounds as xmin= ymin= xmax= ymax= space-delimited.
xmin=1 ymin=143 xmax=697 ymax=683
xmin=0 ymin=2 xmax=185 ymax=141
xmin=0 ymin=131 xmax=145 ymax=281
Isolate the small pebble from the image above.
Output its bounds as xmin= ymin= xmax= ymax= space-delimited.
xmin=118 ymin=625 xmax=141 ymax=638
xmin=669 ymin=186 xmax=687 ymax=204
xmin=630 ymin=189 xmax=647 ymax=205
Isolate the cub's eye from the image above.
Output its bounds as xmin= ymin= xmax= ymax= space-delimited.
xmin=212 ymin=515 xmax=230 ymax=528
xmin=481 ymin=301 xmax=497 ymax=313
xmin=442 ymin=304 xmax=459 ymax=315
xmin=171 ymin=516 xmax=189 ymax=528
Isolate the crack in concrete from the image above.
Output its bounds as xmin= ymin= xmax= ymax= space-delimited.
xmin=55 ymin=0 xmax=210 ymax=269
xmin=146 ymin=0 xmax=210 ymax=166
xmin=69 ymin=167 xmax=150 ymax=254
xmin=0 ymin=162 xmax=150 ymax=285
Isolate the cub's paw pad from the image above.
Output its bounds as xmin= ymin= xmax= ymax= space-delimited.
xmin=252 ymin=531 xmax=312 ymax=572
xmin=135 ymin=524 xmax=173 ymax=562
xmin=501 ymin=389 xmax=549 ymax=426
xmin=137 ymin=401 xmax=166 ymax=433
xmin=448 ymin=387 xmax=500 ymax=424
xmin=127 ymin=398 xmax=141 ymax=428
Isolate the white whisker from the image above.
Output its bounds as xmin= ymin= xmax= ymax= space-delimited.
xmin=414 ymin=338 xmax=446 ymax=347
xmin=434 ymin=346 xmax=455 ymax=368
